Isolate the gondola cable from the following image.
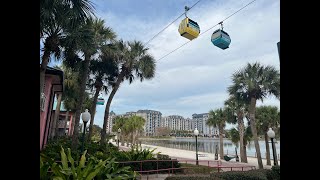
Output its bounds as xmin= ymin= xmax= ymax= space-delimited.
xmin=143 ymin=0 xmax=202 ymax=47
xmin=157 ymin=0 xmax=257 ymax=61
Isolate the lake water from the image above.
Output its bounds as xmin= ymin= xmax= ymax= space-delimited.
xmin=140 ymin=137 xmax=280 ymax=160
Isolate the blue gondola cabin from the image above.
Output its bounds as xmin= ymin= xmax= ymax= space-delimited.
xmin=211 ymin=29 xmax=231 ymax=50
xmin=97 ymin=98 xmax=105 ymax=105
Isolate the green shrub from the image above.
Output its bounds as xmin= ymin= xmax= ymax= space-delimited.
xmin=41 ymin=146 xmax=137 ymax=180
xmin=41 ymin=136 xmax=117 ymax=160
xmin=211 ymin=169 xmax=268 ymax=180
xmin=45 ymin=147 xmax=106 ymax=180
xmin=113 ymin=148 xmax=181 ymax=174
xmin=271 ymin=165 xmax=280 ymax=177
xmin=40 ymin=154 xmax=52 ymax=180
xmin=165 ymin=175 xmax=221 ymax=180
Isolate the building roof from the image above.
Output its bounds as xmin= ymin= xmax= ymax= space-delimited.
xmin=192 ymin=113 xmax=209 ymax=118
xmin=41 ymin=65 xmax=64 ymax=92
xmin=137 ymin=110 xmax=162 ymax=114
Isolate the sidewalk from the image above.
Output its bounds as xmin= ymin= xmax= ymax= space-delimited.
xmin=111 ymin=141 xmax=279 ymax=169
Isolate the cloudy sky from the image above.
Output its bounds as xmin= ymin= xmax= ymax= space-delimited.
xmin=48 ymin=0 xmax=280 ymax=129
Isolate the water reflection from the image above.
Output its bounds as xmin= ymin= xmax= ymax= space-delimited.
xmin=141 ymin=138 xmax=280 ymax=159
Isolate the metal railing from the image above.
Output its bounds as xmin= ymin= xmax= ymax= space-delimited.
xmin=224 ymin=150 xmax=280 ymax=161
xmin=48 ymin=159 xmax=256 ymax=179
xmin=117 ymin=159 xmax=256 ymax=179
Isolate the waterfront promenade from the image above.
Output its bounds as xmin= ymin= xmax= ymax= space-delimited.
xmin=111 ymin=141 xmax=279 ymax=169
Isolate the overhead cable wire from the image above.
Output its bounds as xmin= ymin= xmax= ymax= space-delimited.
xmin=143 ymin=0 xmax=202 ymax=47
xmin=157 ymin=0 xmax=257 ymax=61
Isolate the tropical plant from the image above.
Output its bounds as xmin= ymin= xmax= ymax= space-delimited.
xmin=41 ymin=135 xmax=117 ymax=162
xmin=65 ymin=17 xmax=116 ymax=150
xmin=101 ymin=40 xmax=156 ymax=145
xmin=40 ymin=0 xmax=95 ymax=102
xmin=256 ymin=106 xmax=280 ymax=165
xmin=229 ymin=126 xmax=252 ymax=161
xmin=224 ymin=95 xmax=249 ymax=162
xmin=112 ymin=117 xmax=128 ymax=146
xmin=228 ymin=62 xmax=280 ymax=169
xmin=40 ymin=154 xmax=52 ymax=180
xmin=125 ymin=116 xmax=146 ymax=146
xmin=93 ymin=157 xmax=137 ymax=180
xmin=207 ymin=108 xmax=227 ymax=160
xmin=87 ymin=57 xmax=119 ymax=140
xmin=43 ymin=147 xmax=106 ymax=180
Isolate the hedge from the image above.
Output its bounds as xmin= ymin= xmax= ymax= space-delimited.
xmin=163 ymin=166 xmax=280 ymax=180
xmin=165 ymin=175 xmax=221 ymax=180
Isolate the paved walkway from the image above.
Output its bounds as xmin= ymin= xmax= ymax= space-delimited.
xmin=111 ymin=141 xmax=279 ymax=179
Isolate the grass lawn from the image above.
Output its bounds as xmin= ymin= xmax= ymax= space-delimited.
xmin=176 ymin=163 xmax=218 ymax=175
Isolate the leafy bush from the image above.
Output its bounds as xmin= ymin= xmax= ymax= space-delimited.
xmin=112 ymin=147 xmax=181 ymax=174
xmin=210 ymin=169 xmax=268 ymax=180
xmin=177 ymin=163 xmax=216 ymax=175
xmin=271 ymin=165 xmax=280 ymax=177
xmin=41 ymin=146 xmax=137 ymax=180
xmin=42 ymin=147 xmax=106 ymax=180
xmin=40 ymin=154 xmax=52 ymax=180
xmin=41 ymin=136 xmax=117 ymax=160
xmin=165 ymin=175 xmax=221 ymax=180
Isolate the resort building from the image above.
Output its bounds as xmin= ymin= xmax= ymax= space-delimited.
xmin=40 ymin=66 xmax=64 ymax=150
xmin=161 ymin=115 xmax=192 ymax=131
xmin=192 ymin=113 xmax=218 ymax=136
xmin=136 ymin=110 xmax=162 ymax=136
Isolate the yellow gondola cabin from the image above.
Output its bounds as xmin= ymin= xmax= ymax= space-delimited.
xmin=178 ymin=17 xmax=200 ymax=40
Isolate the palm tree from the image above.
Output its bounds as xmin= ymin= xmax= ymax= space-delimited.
xmin=87 ymin=58 xmax=118 ymax=141
xmin=100 ymin=40 xmax=156 ymax=145
xmin=207 ymin=108 xmax=227 ymax=160
xmin=61 ymin=65 xmax=80 ymax=136
xmin=112 ymin=117 xmax=129 ymax=146
xmin=229 ymin=126 xmax=253 ymax=161
xmin=64 ymin=18 xmax=116 ymax=150
xmin=126 ymin=116 xmax=146 ymax=146
xmin=228 ymin=62 xmax=280 ymax=169
xmin=225 ymin=95 xmax=249 ymax=162
xmin=256 ymin=106 xmax=280 ymax=165
xmin=40 ymin=0 xmax=95 ymax=102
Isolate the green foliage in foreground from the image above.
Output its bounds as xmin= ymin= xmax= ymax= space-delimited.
xmin=166 ymin=166 xmax=280 ymax=180
xmin=40 ymin=147 xmax=136 ymax=180
xmin=210 ymin=167 xmax=280 ymax=180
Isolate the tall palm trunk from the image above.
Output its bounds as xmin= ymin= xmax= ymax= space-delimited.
xmin=244 ymin=145 xmax=248 ymax=160
xmin=40 ymin=50 xmax=50 ymax=105
xmin=71 ymin=55 xmax=91 ymax=150
xmin=88 ymin=85 xmax=101 ymax=141
xmin=63 ymin=110 xmax=69 ymax=136
xmin=249 ymin=97 xmax=263 ymax=169
xmin=70 ymin=111 xmax=76 ymax=136
xmin=53 ymin=93 xmax=63 ymax=137
xmin=219 ymin=125 xmax=224 ymax=160
xmin=101 ymin=71 xmax=126 ymax=145
xmin=238 ymin=115 xmax=247 ymax=163
xmin=264 ymin=132 xmax=271 ymax=165
xmin=131 ymin=132 xmax=134 ymax=146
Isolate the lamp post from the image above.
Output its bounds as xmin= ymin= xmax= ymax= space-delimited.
xmin=215 ymin=144 xmax=218 ymax=160
xmin=267 ymin=128 xmax=278 ymax=166
xmin=81 ymin=109 xmax=90 ymax=153
xmin=235 ymin=147 xmax=239 ymax=162
xmin=194 ymin=128 xmax=199 ymax=165
xmin=117 ymin=128 xmax=121 ymax=149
